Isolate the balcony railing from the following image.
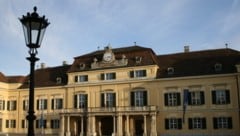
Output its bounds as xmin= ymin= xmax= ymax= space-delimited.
xmin=59 ymin=105 xmax=157 ymax=115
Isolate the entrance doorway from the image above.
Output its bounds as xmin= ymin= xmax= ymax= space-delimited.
xmin=100 ymin=117 xmax=113 ymax=136
xmin=135 ymin=119 xmax=143 ymax=136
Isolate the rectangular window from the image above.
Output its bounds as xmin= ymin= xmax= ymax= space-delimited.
xmin=6 ymin=120 xmax=16 ymax=128
xmin=100 ymin=73 xmax=116 ymax=80
xmin=130 ymin=70 xmax=147 ymax=78
xmin=51 ymin=98 xmax=63 ymax=110
xmin=51 ymin=119 xmax=60 ymax=129
xmin=165 ymin=118 xmax=182 ymax=130
xmin=188 ymin=117 xmax=206 ymax=129
xmin=7 ymin=100 xmax=17 ymax=111
xmin=131 ymin=90 xmax=147 ymax=107
xmin=101 ymin=93 xmax=116 ymax=107
xmin=75 ymin=75 xmax=88 ymax=82
xmin=36 ymin=119 xmax=47 ymax=128
xmin=74 ymin=94 xmax=88 ymax=109
xmin=37 ymin=99 xmax=47 ymax=110
xmin=212 ymin=90 xmax=230 ymax=104
xmin=213 ymin=117 xmax=232 ymax=129
xmin=188 ymin=91 xmax=205 ymax=105
xmin=164 ymin=92 xmax=180 ymax=106
xmin=0 ymin=100 xmax=5 ymax=110
xmin=23 ymin=99 xmax=29 ymax=111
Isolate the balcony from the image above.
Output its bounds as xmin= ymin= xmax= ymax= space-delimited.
xmin=59 ymin=105 xmax=158 ymax=116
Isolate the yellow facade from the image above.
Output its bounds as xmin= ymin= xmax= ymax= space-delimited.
xmin=0 ymin=46 xmax=240 ymax=136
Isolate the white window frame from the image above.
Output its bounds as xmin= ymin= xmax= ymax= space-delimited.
xmin=217 ymin=117 xmax=228 ymax=129
xmin=191 ymin=92 xmax=201 ymax=105
xmin=216 ymin=90 xmax=226 ymax=104
xmin=75 ymin=94 xmax=87 ymax=109
xmin=168 ymin=93 xmax=178 ymax=106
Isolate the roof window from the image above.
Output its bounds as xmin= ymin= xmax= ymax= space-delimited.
xmin=167 ymin=67 xmax=174 ymax=75
xmin=135 ymin=56 xmax=142 ymax=64
xmin=56 ymin=77 xmax=62 ymax=84
xmin=79 ymin=63 xmax=86 ymax=70
xmin=214 ymin=63 xmax=222 ymax=72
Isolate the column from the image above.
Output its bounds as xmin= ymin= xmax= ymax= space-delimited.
xmin=125 ymin=115 xmax=130 ymax=136
xmin=66 ymin=115 xmax=71 ymax=136
xmin=150 ymin=114 xmax=157 ymax=136
xmin=60 ymin=115 xmax=65 ymax=136
xmin=112 ymin=116 xmax=116 ymax=136
xmin=92 ymin=116 xmax=96 ymax=136
xmin=143 ymin=115 xmax=147 ymax=136
xmin=80 ymin=116 xmax=84 ymax=136
xmin=117 ymin=115 xmax=123 ymax=136
xmin=87 ymin=116 xmax=91 ymax=136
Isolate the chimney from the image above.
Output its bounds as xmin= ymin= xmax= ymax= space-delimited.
xmin=62 ymin=61 xmax=68 ymax=66
xmin=40 ymin=63 xmax=46 ymax=69
xmin=184 ymin=45 xmax=190 ymax=53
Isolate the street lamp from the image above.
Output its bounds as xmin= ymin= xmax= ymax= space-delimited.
xmin=19 ymin=6 xmax=50 ymax=136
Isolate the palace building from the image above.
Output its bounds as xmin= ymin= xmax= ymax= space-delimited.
xmin=0 ymin=45 xmax=240 ymax=136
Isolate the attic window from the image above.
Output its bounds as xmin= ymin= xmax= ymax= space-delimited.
xmin=167 ymin=67 xmax=174 ymax=75
xmin=79 ymin=63 xmax=86 ymax=70
xmin=135 ymin=56 xmax=142 ymax=64
xmin=215 ymin=63 xmax=222 ymax=72
xmin=56 ymin=77 xmax=62 ymax=84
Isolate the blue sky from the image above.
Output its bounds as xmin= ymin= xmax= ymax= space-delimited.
xmin=0 ymin=0 xmax=240 ymax=76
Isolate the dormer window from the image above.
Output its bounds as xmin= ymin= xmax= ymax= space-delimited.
xmin=56 ymin=77 xmax=62 ymax=84
xmin=79 ymin=63 xmax=86 ymax=70
xmin=215 ymin=63 xmax=222 ymax=72
xmin=135 ymin=56 xmax=142 ymax=64
xmin=167 ymin=67 xmax=174 ymax=75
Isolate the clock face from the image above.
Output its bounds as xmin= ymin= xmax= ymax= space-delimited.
xmin=103 ymin=52 xmax=112 ymax=62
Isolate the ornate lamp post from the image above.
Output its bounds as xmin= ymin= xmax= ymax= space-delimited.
xmin=19 ymin=6 xmax=50 ymax=136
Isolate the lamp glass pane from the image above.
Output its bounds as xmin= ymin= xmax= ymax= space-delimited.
xmin=38 ymin=28 xmax=46 ymax=46
xmin=22 ymin=23 xmax=31 ymax=45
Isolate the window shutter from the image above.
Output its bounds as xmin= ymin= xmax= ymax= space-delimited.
xmin=143 ymin=70 xmax=147 ymax=77
xmin=22 ymin=120 xmax=25 ymax=128
xmin=130 ymin=71 xmax=134 ymax=78
xmin=74 ymin=95 xmax=77 ymax=108
xmin=51 ymin=120 xmax=53 ymax=128
xmin=85 ymin=94 xmax=88 ymax=109
xmin=44 ymin=120 xmax=47 ymax=128
xmin=13 ymin=101 xmax=17 ymax=110
xmin=226 ymin=90 xmax=230 ymax=104
xmin=37 ymin=100 xmax=39 ymax=110
xmin=178 ymin=118 xmax=182 ymax=129
xmin=213 ymin=117 xmax=218 ymax=129
xmin=51 ymin=99 xmax=54 ymax=110
xmin=113 ymin=93 xmax=116 ymax=107
xmin=177 ymin=93 xmax=181 ymax=106
xmin=101 ymin=93 xmax=105 ymax=107
xmin=44 ymin=99 xmax=47 ymax=109
xmin=100 ymin=73 xmax=105 ymax=80
xmin=3 ymin=100 xmax=5 ymax=110
xmin=6 ymin=120 xmax=9 ymax=128
xmin=200 ymin=91 xmax=205 ymax=105
xmin=131 ymin=92 xmax=134 ymax=106
xmin=228 ymin=117 xmax=232 ymax=129
xmin=165 ymin=119 xmax=169 ymax=129
xmin=188 ymin=118 xmax=193 ymax=129
xmin=75 ymin=76 xmax=78 ymax=82
xmin=202 ymin=118 xmax=206 ymax=129
xmin=164 ymin=93 xmax=168 ymax=106
xmin=113 ymin=73 xmax=116 ymax=79
xmin=212 ymin=91 xmax=216 ymax=104
xmin=143 ymin=91 xmax=147 ymax=106
xmin=23 ymin=100 xmax=26 ymax=110
xmin=188 ymin=92 xmax=192 ymax=105
xmin=59 ymin=99 xmax=63 ymax=109
xmin=36 ymin=120 xmax=39 ymax=128
xmin=7 ymin=101 xmax=9 ymax=110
